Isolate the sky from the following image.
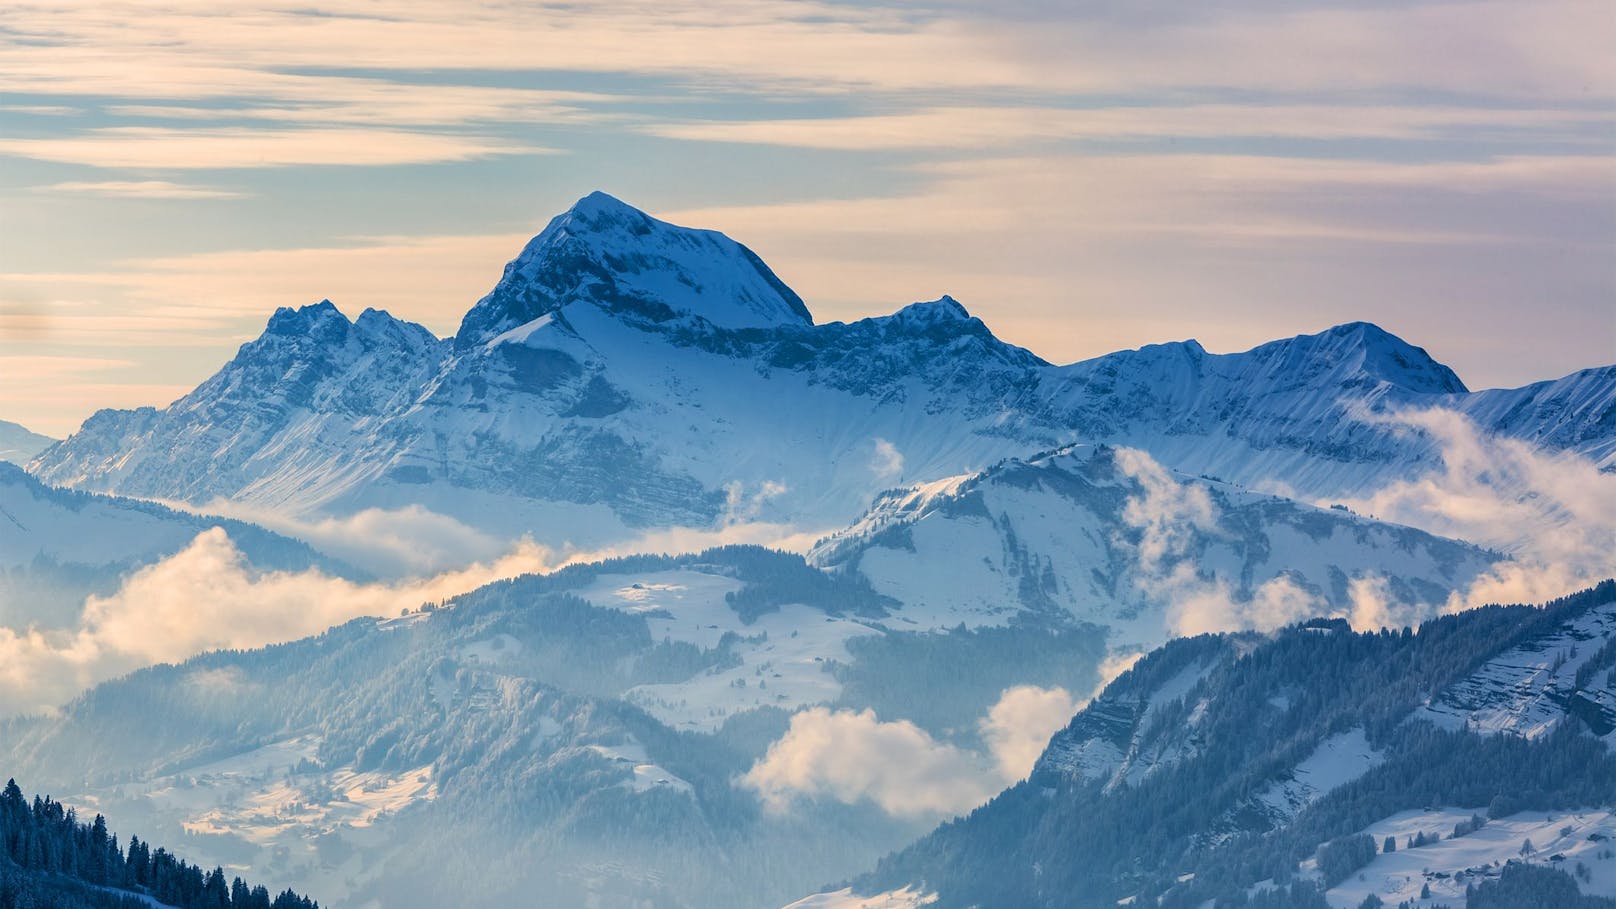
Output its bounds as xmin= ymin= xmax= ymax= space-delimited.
xmin=1 ymin=0 xmax=1612 ymax=438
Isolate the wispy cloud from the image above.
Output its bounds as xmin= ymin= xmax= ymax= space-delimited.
xmin=0 ymin=104 xmax=79 ymax=116
xmin=647 ymin=105 xmax=1616 ymax=151
xmin=39 ymin=180 xmax=245 ymax=199
xmin=0 ymin=127 xmax=541 ymax=169
xmin=0 ymin=355 xmax=135 ymax=378
xmin=4 ymin=0 xmax=1608 ymax=101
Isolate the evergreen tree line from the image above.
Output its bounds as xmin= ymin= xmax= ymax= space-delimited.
xmin=0 ymin=779 xmax=316 ymax=909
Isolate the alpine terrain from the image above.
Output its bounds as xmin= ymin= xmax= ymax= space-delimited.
xmin=4 ymin=194 xmax=1613 ymax=909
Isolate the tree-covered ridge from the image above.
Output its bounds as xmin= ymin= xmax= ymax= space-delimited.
xmin=859 ymin=581 xmax=1616 ymax=908
xmin=0 ymin=779 xmax=317 ymax=909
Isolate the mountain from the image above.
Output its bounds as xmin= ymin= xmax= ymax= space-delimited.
xmin=0 ymin=461 xmax=1510 ymax=909
xmin=454 ymin=189 xmax=813 ymax=344
xmin=22 ymin=301 xmax=446 ymax=517
xmin=1038 ymin=323 xmax=1616 ymax=499
xmin=1460 ymin=365 xmax=1616 ymax=467
xmin=11 ymin=193 xmax=1615 ymax=909
xmin=0 ymin=419 xmax=53 ymax=465
xmin=812 ymin=444 xmax=1496 ymax=647
xmin=0 ymin=462 xmax=358 ymax=630
xmin=807 ymin=581 xmax=1616 ymax=909
xmin=28 ymin=194 xmax=1616 ymax=548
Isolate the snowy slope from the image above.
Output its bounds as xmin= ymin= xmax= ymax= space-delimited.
xmin=570 ymin=567 xmax=880 ymax=732
xmin=813 ymin=445 xmax=1496 ymax=646
xmin=1458 ymin=365 xmax=1616 ymax=467
xmin=0 ymin=418 xmax=54 ymax=464
xmin=27 ymin=301 xmax=446 ymax=514
xmin=1252 ymin=727 xmax=1385 ymax=824
xmin=1312 ymin=807 xmax=1616 ymax=908
xmin=1030 ymin=655 xmax=1220 ymax=789
xmin=784 ymin=887 xmax=938 ymax=909
xmin=28 ymin=193 xmax=1616 ymax=548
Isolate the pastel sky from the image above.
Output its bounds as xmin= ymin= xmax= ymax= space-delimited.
xmin=1 ymin=0 xmax=1612 ymax=437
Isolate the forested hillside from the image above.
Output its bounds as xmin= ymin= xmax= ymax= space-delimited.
xmin=845 ymin=581 xmax=1616 ymax=908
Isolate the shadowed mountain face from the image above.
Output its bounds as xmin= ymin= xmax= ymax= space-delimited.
xmin=27 ymin=194 xmax=1616 ymax=549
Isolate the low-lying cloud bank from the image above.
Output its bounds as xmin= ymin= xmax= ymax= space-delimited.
xmin=184 ymin=486 xmax=828 ymax=579
xmin=0 ymin=527 xmax=553 ymax=717
xmin=0 ymin=502 xmax=835 ymax=717
xmin=743 ymin=706 xmax=1004 ymax=819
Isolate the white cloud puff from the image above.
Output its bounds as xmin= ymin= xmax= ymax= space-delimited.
xmin=978 ymin=685 xmax=1081 ymax=781
xmin=744 ymin=683 xmax=1088 ymax=820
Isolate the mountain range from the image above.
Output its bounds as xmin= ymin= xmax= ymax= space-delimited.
xmin=27 ymin=193 xmax=1615 ymax=552
xmin=4 ymin=192 xmax=1614 ymax=909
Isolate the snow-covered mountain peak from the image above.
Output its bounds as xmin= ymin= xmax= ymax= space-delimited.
xmin=1253 ymin=321 xmax=1468 ymax=395
xmin=352 ymin=306 xmax=443 ymax=352
xmin=253 ymin=300 xmax=439 ymax=361
xmin=265 ymin=299 xmax=349 ymax=340
xmin=890 ymin=295 xmax=971 ymax=324
xmin=568 ymin=188 xmax=649 ymax=222
xmin=453 ymin=192 xmax=813 ymax=348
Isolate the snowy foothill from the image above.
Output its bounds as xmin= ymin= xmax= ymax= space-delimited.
xmin=573 ymin=568 xmax=881 ymax=732
xmin=1304 ymin=808 xmax=1616 ymax=907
